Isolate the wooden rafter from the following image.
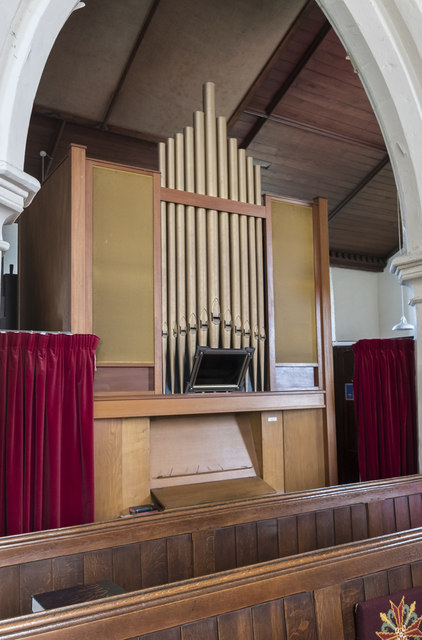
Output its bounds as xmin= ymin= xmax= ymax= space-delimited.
xmin=236 ymin=20 xmax=331 ymax=149
xmin=45 ymin=119 xmax=66 ymax=180
xmin=100 ymin=0 xmax=161 ymax=128
xmin=328 ymin=154 xmax=390 ymax=222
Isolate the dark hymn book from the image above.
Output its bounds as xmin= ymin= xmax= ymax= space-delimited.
xmin=32 ymin=580 xmax=125 ymax=612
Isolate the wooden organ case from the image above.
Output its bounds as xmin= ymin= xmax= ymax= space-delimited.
xmin=19 ymin=83 xmax=336 ymax=520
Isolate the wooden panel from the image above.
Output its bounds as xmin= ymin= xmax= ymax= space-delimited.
xmin=252 ymin=600 xmax=286 ymax=639
xmin=19 ymin=154 xmax=71 ymax=331
xmin=367 ymin=500 xmax=384 ymax=537
xmin=83 ymin=549 xmax=113 ymax=583
xmin=257 ymin=519 xmax=279 ymax=562
xmin=316 ymin=509 xmax=335 ymax=549
xmin=284 ymin=592 xmax=318 ymax=639
xmin=94 ymin=365 xmax=154 ymax=393
xmin=52 ymin=555 xmax=84 ymax=590
xmin=181 ymin=619 xmax=217 ymax=640
xmin=334 ymin=506 xmax=352 ymax=545
xmin=363 ymin=571 xmax=389 ymax=599
xmin=141 ymin=630 xmax=181 ymax=640
xmin=394 ymin=495 xmax=411 ymax=531
xmin=261 ymin=412 xmax=285 ymax=491
xmin=122 ymin=417 xmax=151 ymax=511
xmin=382 ymin=498 xmax=396 ymax=534
xmin=20 ymin=559 xmax=53 ymax=615
xmin=71 ymin=145 xmax=90 ymax=332
xmin=150 ymin=414 xmax=261 ymax=490
xmin=315 ymin=585 xmax=345 ymax=640
xmin=167 ymin=535 xmax=193 ymax=583
xmin=387 ymin=564 xmax=412 ymax=593
xmin=218 ymin=609 xmax=253 ymax=640
xmin=235 ymin=523 xmax=258 ymax=568
xmin=270 ymin=198 xmax=317 ymax=364
xmin=297 ymin=512 xmax=317 ymax=553
xmin=411 ymin=560 xmax=422 ymax=586
xmin=283 ymin=409 xmax=326 ymax=492
xmin=350 ymin=503 xmax=368 ymax=541
xmin=214 ymin=527 xmax=236 ymax=573
xmin=278 ymin=515 xmax=298 ymax=557
xmin=112 ymin=544 xmax=142 ymax=592
xmin=340 ymin=579 xmax=364 ymax=640
xmin=409 ymin=494 xmax=422 ymax=528
xmin=92 ymin=165 xmax=154 ymax=364
xmin=141 ymin=539 xmax=168 ymax=588
xmin=0 ymin=566 xmax=20 ymax=619
xmin=192 ymin=531 xmax=215 ymax=577
xmin=94 ymin=417 xmax=150 ymax=522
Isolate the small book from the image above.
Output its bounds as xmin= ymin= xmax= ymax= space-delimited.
xmin=32 ymin=580 xmax=125 ymax=612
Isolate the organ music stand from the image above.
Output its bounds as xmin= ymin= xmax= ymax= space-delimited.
xmin=185 ymin=346 xmax=254 ymax=393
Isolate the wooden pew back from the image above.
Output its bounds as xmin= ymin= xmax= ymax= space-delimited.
xmin=0 ymin=528 xmax=422 ymax=639
xmin=0 ymin=475 xmax=421 ymax=620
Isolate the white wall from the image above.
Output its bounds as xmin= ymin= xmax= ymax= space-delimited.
xmin=331 ymin=259 xmax=416 ymax=343
xmin=2 ymin=223 xmax=17 ymax=274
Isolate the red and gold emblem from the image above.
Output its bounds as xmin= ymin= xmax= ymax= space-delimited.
xmin=376 ymin=595 xmax=422 ymax=639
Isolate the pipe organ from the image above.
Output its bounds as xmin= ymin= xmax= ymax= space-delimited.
xmin=17 ymin=82 xmax=337 ymax=518
xmin=159 ymin=83 xmax=266 ymax=393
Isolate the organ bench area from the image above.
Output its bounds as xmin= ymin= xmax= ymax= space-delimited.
xmin=18 ymin=133 xmax=335 ymax=521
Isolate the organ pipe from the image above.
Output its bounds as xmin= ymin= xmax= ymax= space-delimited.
xmin=160 ymin=83 xmax=266 ymax=393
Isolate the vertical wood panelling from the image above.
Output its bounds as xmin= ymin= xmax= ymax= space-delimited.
xmin=411 ymin=560 xmax=422 ymax=586
xmin=236 ymin=523 xmax=258 ymax=567
xmin=0 ymin=566 xmax=20 ymax=619
xmin=408 ymin=494 xmax=422 ymax=528
xmin=363 ymin=572 xmax=389 ymax=600
xmin=297 ymin=512 xmax=317 ymax=553
xmin=314 ymin=585 xmax=345 ymax=640
xmin=278 ymin=515 xmax=298 ymax=557
xmin=283 ymin=409 xmax=326 ymax=492
xmin=252 ymin=600 xmax=286 ymax=640
xmin=141 ymin=539 xmax=168 ymax=588
xmin=167 ymin=534 xmax=193 ymax=582
xmin=284 ymin=592 xmax=318 ymax=640
xmin=316 ymin=509 xmax=335 ymax=548
xmin=52 ymin=555 xmax=83 ymax=590
xmin=340 ymin=579 xmax=364 ymax=640
xmin=70 ymin=145 xmax=89 ymax=332
xmin=367 ymin=501 xmax=384 ymax=537
xmin=214 ymin=527 xmax=236 ymax=572
xmin=350 ymin=503 xmax=368 ymax=541
xmin=112 ymin=544 xmax=142 ymax=592
xmin=257 ymin=519 xmax=279 ymax=562
xmin=193 ymin=531 xmax=215 ymax=577
xmin=387 ymin=564 xmax=412 ymax=593
xmin=381 ymin=498 xmax=396 ymax=534
xmin=20 ymin=559 xmax=53 ymax=615
xmin=261 ymin=412 xmax=285 ymax=492
xmin=122 ymin=418 xmax=151 ymax=509
xmin=94 ymin=419 xmax=122 ymax=522
xmin=394 ymin=496 xmax=411 ymax=531
xmin=334 ymin=506 xmax=352 ymax=545
xmin=218 ymin=609 xmax=253 ymax=640
xmin=181 ymin=619 xmax=217 ymax=640
xmin=83 ymin=549 xmax=113 ymax=583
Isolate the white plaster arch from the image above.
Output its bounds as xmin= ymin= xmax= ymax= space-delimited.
xmin=0 ymin=0 xmax=79 ymax=252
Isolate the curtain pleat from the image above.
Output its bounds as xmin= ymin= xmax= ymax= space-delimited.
xmin=353 ymin=338 xmax=417 ymax=481
xmin=0 ymin=332 xmax=99 ymax=536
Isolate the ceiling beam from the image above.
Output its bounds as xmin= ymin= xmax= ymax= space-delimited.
xmin=244 ymin=108 xmax=386 ymax=152
xmin=328 ymin=154 xmax=391 ymax=222
xmin=100 ymin=0 xmax=161 ymax=128
xmin=227 ymin=0 xmax=315 ymax=132
xmin=239 ymin=19 xmax=331 ymax=149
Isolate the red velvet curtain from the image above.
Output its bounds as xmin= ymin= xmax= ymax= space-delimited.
xmin=0 ymin=332 xmax=99 ymax=536
xmin=352 ymin=338 xmax=417 ymax=481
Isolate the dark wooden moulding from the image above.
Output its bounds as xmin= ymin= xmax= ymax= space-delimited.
xmin=0 ymin=475 xmax=421 ymax=624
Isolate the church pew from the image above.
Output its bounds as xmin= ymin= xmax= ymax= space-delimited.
xmin=0 ymin=474 xmax=421 ymax=620
xmin=0 ymin=527 xmax=422 ymax=639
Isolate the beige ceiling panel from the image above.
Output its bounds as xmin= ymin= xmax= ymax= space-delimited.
xmin=35 ymin=0 xmax=155 ymax=122
xmin=107 ymin=0 xmax=308 ymax=137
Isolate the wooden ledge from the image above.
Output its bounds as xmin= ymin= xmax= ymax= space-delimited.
xmin=94 ymin=390 xmax=326 ymax=419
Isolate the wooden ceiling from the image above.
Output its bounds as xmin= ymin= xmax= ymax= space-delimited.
xmin=24 ymin=0 xmax=398 ymax=271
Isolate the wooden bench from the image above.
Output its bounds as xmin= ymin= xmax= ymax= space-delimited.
xmin=1 ymin=527 xmax=422 ymax=639
xmin=0 ymin=474 xmax=421 ymax=620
